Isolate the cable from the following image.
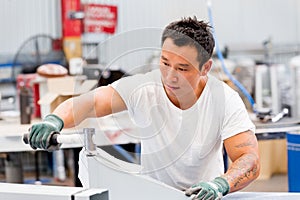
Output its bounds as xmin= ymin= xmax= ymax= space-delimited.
xmin=206 ymin=0 xmax=256 ymax=112
xmin=113 ymin=145 xmax=136 ymax=163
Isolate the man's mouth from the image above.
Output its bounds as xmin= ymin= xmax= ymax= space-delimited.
xmin=165 ymin=83 xmax=180 ymax=90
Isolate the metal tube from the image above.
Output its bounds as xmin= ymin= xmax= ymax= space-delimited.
xmin=83 ymin=128 xmax=96 ymax=155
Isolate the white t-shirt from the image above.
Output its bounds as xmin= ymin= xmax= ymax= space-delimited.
xmin=109 ymin=69 xmax=255 ymax=190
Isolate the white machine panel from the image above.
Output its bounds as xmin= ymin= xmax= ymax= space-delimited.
xmin=0 ymin=183 xmax=108 ymax=200
xmin=79 ymin=148 xmax=190 ymax=200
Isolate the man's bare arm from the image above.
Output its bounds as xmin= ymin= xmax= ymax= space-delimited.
xmin=223 ymin=130 xmax=260 ymax=192
xmin=53 ymin=86 xmax=127 ymax=128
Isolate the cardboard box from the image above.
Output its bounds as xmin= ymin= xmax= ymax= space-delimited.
xmin=38 ymin=76 xmax=97 ymax=118
xmin=257 ymin=139 xmax=287 ymax=180
xmin=226 ymin=138 xmax=287 ymax=180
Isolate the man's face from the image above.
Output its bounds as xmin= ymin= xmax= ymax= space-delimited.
xmin=160 ymin=38 xmax=207 ymax=103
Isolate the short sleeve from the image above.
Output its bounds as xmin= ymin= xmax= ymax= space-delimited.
xmin=110 ymin=69 xmax=161 ymax=125
xmin=221 ymin=92 xmax=256 ymax=140
xmin=111 ymin=76 xmax=137 ymax=117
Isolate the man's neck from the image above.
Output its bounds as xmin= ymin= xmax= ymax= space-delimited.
xmin=169 ymin=76 xmax=208 ymax=110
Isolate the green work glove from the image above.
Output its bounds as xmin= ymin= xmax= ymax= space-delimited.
xmin=185 ymin=177 xmax=230 ymax=200
xmin=29 ymin=114 xmax=64 ymax=150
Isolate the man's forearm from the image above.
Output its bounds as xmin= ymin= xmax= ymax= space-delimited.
xmin=222 ymin=152 xmax=260 ymax=192
xmin=53 ymin=92 xmax=96 ymax=128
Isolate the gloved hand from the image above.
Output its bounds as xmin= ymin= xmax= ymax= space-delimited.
xmin=29 ymin=114 xmax=64 ymax=150
xmin=185 ymin=177 xmax=230 ymax=200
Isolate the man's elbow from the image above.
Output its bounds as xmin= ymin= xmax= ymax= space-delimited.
xmin=252 ymin=153 xmax=261 ymax=180
xmin=254 ymin=156 xmax=260 ymax=179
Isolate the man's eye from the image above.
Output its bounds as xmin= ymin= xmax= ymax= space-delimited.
xmin=178 ymin=68 xmax=187 ymax=71
xmin=163 ymin=62 xmax=170 ymax=66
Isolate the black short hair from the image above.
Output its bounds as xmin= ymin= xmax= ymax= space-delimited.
xmin=161 ymin=16 xmax=215 ymax=68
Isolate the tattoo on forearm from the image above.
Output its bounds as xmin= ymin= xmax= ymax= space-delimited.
xmin=224 ymin=153 xmax=259 ymax=190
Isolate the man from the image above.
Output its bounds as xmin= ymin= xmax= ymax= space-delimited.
xmin=29 ymin=16 xmax=260 ymax=200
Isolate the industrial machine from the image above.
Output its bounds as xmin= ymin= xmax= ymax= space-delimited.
xmin=255 ymin=64 xmax=292 ymax=122
xmin=22 ymin=128 xmax=300 ymax=200
xmin=289 ymin=56 xmax=300 ymax=119
xmin=23 ymin=128 xmax=189 ymax=200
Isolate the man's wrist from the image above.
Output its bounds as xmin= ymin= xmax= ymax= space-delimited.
xmin=213 ymin=176 xmax=230 ymax=196
xmin=44 ymin=114 xmax=64 ymax=131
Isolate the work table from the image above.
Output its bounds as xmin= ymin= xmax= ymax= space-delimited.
xmin=0 ymin=111 xmax=139 ymax=152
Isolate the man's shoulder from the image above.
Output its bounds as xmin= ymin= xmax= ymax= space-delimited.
xmin=208 ymin=75 xmax=237 ymax=95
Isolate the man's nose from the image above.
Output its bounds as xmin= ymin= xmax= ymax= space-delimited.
xmin=167 ymin=68 xmax=178 ymax=82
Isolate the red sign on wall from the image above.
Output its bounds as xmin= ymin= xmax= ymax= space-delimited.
xmin=61 ymin=0 xmax=82 ymax=37
xmin=83 ymin=4 xmax=118 ymax=34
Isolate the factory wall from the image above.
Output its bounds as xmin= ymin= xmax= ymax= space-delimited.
xmin=0 ymin=0 xmax=61 ymax=57
xmin=1 ymin=0 xmax=300 ymax=63
xmin=88 ymin=0 xmax=300 ymax=72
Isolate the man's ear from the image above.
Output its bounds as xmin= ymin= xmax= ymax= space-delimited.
xmin=201 ymin=59 xmax=212 ymax=76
